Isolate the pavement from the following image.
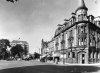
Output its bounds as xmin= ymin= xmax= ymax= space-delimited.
xmin=0 ymin=60 xmax=100 ymax=73
xmin=46 ymin=60 xmax=100 ymax=67
xmin=0 ymin=60 xmax=53 ymax=70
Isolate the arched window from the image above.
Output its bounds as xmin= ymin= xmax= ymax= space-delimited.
xmin=78 ymin=15 xmax=80 ymax=21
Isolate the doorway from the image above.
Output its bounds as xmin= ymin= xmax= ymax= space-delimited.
xmin=78 ymin=52 xmax=86 ymax=64
xmin=82 ymin=54 xmax=85 ymax=64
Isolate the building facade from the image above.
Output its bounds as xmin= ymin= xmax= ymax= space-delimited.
xmin=41 ymin=38 xmax=54 ymax=55
xmin=42 ymin=0 xmax=100 ymax=64
xmin=54 ymin=0 xmax=100 ymax=64
xmin=41 ymin=39 xmax=48 ymax=55
xmin=47 ymin=39 xmax=54 ymax=55
xmin=10 ymin=40 xmax=29 ymax=55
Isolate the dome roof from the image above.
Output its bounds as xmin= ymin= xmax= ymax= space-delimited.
xmin=75 ymin=0 xmax=88 ymax=13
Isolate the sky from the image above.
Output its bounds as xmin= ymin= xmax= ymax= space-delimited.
xmin=0 ymin=0 xmax=100 ymax=53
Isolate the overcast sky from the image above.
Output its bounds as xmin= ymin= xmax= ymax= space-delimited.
xmin=0 ymin=0 xmax=100 ymax=53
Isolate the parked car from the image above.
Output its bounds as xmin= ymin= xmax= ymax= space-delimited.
xmin=40 ymin=54 xmax=54 ymax=62
xmin=40 ymin=56 xmax=47 ymax=62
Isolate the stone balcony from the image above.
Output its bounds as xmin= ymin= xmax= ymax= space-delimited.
xmin=78 ymin=33 xmax=87 ymax=39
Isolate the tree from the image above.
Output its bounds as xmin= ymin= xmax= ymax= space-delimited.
xmin=10 ymin=44 xmax=24 ymax=58
xmin=6 ymin=0 xmax=19 ymax=3
xmin=34 ymin=52 xmax=41 ymax=59
xmin=0 ymin=39 xmax=11 ymax=60
xmin=24 ymin=44 xmax=28 ymax=56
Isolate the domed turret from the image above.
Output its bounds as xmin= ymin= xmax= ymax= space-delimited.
xmin=75 ymin=0 xmax=88 ymax=21
xmin=75 ymin=0 xmax=88 ymax=15
xmin=76 ymin=0 xmax=88 ymax=12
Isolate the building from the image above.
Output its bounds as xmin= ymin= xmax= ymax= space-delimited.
xmin=47 ymin=38 xmax=54 ymax=55
xmin=10 ymin=40 xmax=29 ymax=55
xmin=41 ymin=38 xmax=54 ymax=55
xmin=41 ymin=39 xmax=48 ymax=55
xmin=42 ymin=0 xmax=100 ymax=64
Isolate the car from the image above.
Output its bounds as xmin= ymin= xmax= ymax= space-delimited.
xmin=40 ymin=56 xmax=47 ymax=62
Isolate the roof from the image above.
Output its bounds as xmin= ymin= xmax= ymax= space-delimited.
xmin=11 ymin=40 xmax=28 ymax=45
xmin=75 ymin=0 xmax=88 ymax=13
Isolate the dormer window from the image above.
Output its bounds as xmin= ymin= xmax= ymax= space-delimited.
xmin=78 ymin=14 xmax=85 ymax=21
xmin=96 ymin=21 xmax=100 ymax=27
xmin=71 ymin=20 xmax=72 ymax=25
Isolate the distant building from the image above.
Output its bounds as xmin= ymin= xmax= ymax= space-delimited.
xmin=41 ymin=39 xmax=48 ymax=55
xmin=47 ymin=38 xmax=54 ymax=54
xmin=10 ymin=40 xmax=29 ymax=55
xmin=41 ymin=38 xmax=54 ymax=55
xmin=41 ymin=0 xmax=100 ymax=64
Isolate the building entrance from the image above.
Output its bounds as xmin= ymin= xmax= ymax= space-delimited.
xmin=78 ymin=52 xmax=86 ymax=64
xmin=82 ymin=54 xmax=85 ymax=64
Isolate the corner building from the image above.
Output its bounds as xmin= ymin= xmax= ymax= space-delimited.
xmin=54 ymin=0 xmax=100 ymax=64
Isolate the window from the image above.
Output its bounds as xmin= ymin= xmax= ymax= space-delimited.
xmin=73 ymin=17 xmax=76 ymax=23
xmin=81 ymin=26 xmax=84 ymax=33
xmin=78 ymin=26 xmax=81 ymax=34
xmin=69 ymin=21 xmax=71 ymax=26
xmin=69 ymin=30 xmax=73 ymax=37
xmin=84 ymin=26 xmax=86 ymax=33
xmin=78 ymin=15 xmax=80 ymax=21
xmin=81 ymin=38 xmax=84 ymax=45
xmin=79 ymin=38 xmax=81 ymax=46
xmin=91 ymin=30 xmax=95 ymax=36
xmin=90 ymin=32 xmax=95 ymax=47
xmin=90 ymin=38 xmax=92 ymax=46
xmin=81 ymin=14 xmax=83 ymax=21
xmin=84 ymin=38 xmax=87 ymax=45
xmin=71 ymin=20 xmax=73 ymax=25
xmin=93 ymin=38 xmax=95 ymax=47
xmin=72 ymin=52 xmax=75 ymax=58
xmin=79 ymin=38 xmax=86 ymax=46
xmin=81 ymin=25 xmax=86 ymax=33
xmin=62 ymin=34 xmax=64 ymax=40
xmin=96 ymin=21 xmax=100 ymax=26
xmin=82 ymin=54 xmax=85 ymax=57
xmin=68 ymin=52 xmax=70 ymax=58
xmin=78 ymin=14 xmax=84 ymax=21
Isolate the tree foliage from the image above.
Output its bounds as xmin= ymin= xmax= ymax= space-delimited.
xmin=34 ymin=52 xmax=40 ymax=59
xmin=6 ymin=0 xmax=19 ymax=3
xmin=0 ymin=39 xmax=10 ymax=59
xmin=10 ymin=44 xmax=24 ymax=58
xmin=24 ymin=44 xmax=28 ymax=55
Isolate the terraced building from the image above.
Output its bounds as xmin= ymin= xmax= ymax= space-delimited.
xmin=41 ymin=0 xmax=100 ymax=64
xmin=53 ymin=0 xmax=100 ymax=64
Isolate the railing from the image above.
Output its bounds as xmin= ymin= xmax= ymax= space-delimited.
xmin=78 ymin=33 xmax=87 ymax=39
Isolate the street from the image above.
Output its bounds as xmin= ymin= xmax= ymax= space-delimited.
xmin=0 ymin=60 xmax=100 ymax=73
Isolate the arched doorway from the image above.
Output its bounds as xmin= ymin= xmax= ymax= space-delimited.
xmin=78 ymin=51 xmax=86 ymax=64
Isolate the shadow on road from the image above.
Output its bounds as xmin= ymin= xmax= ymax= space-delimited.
xmin=0 ymin=65 xmax=100 ymax=73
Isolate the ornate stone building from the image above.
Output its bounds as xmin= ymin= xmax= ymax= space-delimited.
xmin=41 ymin=0 xmax=100 ymax=64
xmin=10 ymin=40 xmax=29 ymax=55
xmin=41 ymin=39 xmax=49 ymax=55
xmin=41 ymin=38 xmax=54 ymax=55
xmin=54 ymin=0 xmax=100 ymax=64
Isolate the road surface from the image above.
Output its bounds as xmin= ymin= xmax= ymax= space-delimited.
xmin=0 ymin=60 xmax=100 ymax=73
